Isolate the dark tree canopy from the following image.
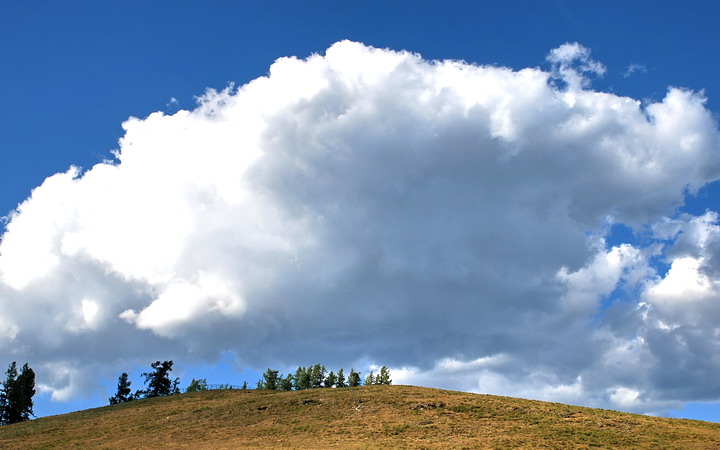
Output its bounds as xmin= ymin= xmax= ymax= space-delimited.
xmin=348 ymin=369 xmax=361 ymax=387
xmin=139 ymin=361 xmax=178 ymax=398
xmin=109 ymin=372 xmax=134 ymax=405
xmin=0 ymin=362 xmax=17 ymax=425
xmin=0 ymin=362 xmax=35 ymax=425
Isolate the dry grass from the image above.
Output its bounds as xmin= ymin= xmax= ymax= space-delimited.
xmin=1 ymin=385 xmax=720 ymax=448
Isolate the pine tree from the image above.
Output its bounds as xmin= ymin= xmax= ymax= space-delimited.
xmin=310 ymin=364 xmax=326 ymax=389
xmin=365 ymin=370 xmax=375 ymax=386
xmin=184 ymin=378 xmax=208 ymax=393
xmin=348 ymin=369 xmax=361 ymax=387
xmin=241 ymin=381 xmax=248 ymax=390
xmin=279 ymin=374 xmax=294 ymax=391
xmin=336 ymin=368 xmax=346 ymax=388
xmin=377 ymin=366 xmax=392 ymax=385
xmin=261 ymin=368 xmax=279 ymax=390
xmin=0 ymin=362 xmax=17 ymax=425
xmin=0 ymin=362 xmax=35 ymax=425
xmin=109 ymin=372 xmax=134 ymax=404
xmin=15 ymin=364 xmax=35 ymax=422
xmin=294 ymin=366 xmax=310 ymax=390
xmin=140 ymin=361 xmax=177 ymax=398
xmin=324 ymin=371 xmax=337 ymax=388
xmin=171 ymin=377 xmax=181 ymax=395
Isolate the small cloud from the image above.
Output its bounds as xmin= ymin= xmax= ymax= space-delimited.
xmin=546 ymin=42 xmax=606 ymax=89
xmin=624 ymin=63 xmax=648 ymax=78
xmin=166 ymin=97 xmax=180 ymax=111
xmin=546 ymin=42 xmax=606 ymax=76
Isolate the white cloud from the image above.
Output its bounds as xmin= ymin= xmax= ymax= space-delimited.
xmin=547 ymin=42 xmax=606 ymax=75
xmin=558 ymin=243 xmax=650 ymax=314
xmin=132 ymin=274 xmax=245 ymax=337
xmin=646 ymin=256 xmax=713 ymax=303
xmin=547 ymin=42 xmax=606 ymax=89
xmin=1 ymin=41 xmax=720 ymax=414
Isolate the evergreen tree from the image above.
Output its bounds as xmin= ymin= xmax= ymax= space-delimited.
xmin=0 ymin=362 xmax=17 ymax=425
xmin=336 ymin=368 xmax=346 ymax=388
xmin=171 ymin=377 xmax=181 ymax=395
xmin=241 ymin=381 xmax=248 ymax=390
xmin=348 ymin=369 xmax=361 ymax=387
xmin=365 ymin=370 xmax=375 ymax=386
xmin=324 ymin=371 xmax=337 ymax=388
xmin=185 ymin=378 xmax=208 ymax=393
xmin=294 ymin=366 xmax=310 ymax=390
xmin=15 ymin=364 xmax=35 ymax=422
xmin=109 ymin=372 xmax=134 ymax=404
xmin=0 ymin=362 xmax=35 ymax=425
xmin=377 ymin=366 xmax=392 ymax=385
xmin=279 ymin=374 xmax=294 ymax=391
xmin=310 ymin=364 xmax=326 ymax=389
xmin=140 ymin=361 xmax=177 ymax=398
xmin=261 ymin=368 xmax=279 ymax=390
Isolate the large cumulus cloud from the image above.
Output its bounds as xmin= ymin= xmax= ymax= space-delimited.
xmin=1 ymin=41 xmax=720 ymax=413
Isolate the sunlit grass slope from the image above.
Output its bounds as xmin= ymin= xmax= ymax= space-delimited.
xmin=1 ymin=385 xmax=720 ymax=448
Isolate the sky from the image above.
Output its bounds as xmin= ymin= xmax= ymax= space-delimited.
xmin=2 ymin=0 xmax=720 ymax=422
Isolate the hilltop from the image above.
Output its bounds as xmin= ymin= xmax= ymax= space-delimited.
xmin=1 ymin=385 xmax=719 ymax=448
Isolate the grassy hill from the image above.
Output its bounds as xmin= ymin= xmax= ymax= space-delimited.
xmin=1 ymin=385 xmax=720 ymax=448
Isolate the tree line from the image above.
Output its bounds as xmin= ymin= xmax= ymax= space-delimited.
xmin=109 ymin=360 xmax=181 ymax=404
xmin=256 ymin=364 xmax=391 ymax=390
xmin=0 ymin=362 xmax=35 ymax=425
xmin=110 ymin=361 xmax=392 ymax=404
xmin=1 ymin=359 xmax=393 ymax=425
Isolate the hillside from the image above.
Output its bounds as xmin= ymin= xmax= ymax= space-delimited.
xmin=1 ymin=385 xmax=720 ymax=448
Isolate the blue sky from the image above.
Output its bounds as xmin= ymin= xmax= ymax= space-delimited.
xmin=2 ymin=1 xmax=720 ymax=422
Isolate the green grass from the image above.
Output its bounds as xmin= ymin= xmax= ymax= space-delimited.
xmin=1 ymin=385 xmax=719 ymax=448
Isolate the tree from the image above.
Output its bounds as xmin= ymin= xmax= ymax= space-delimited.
xmin=294 ymin=366 xmax=310 ymax=390
xmin=377 ymin=366 xmax=392 ymax=385
xmin=324 ymin=371 xmax=337 ymax=388
xmin=348 ymin=369 xmax=361 ymax=387
xmin=109 ymin=373 xmax=134 ymax=404
xmin=279 ymin=374 xmax=294 ymax=391
xmin=0 ymin=362 xmax=35 ymax=425
xmin=365 ymin=370 xmax=375 ymax=386
xmin=185 ymin=378 xmax=208 ymax=393
xmin=17 ymin=364 xmax=36 ymax=422
xmin=140 ymin=361 xmax=178 ymax=398
xmin=0 ymin=362 xmax=17 ymax=425
xmin=336 ymin=368 xmax=346 ymax=388
xmin=260 ymin=368 xmax=279 ymax=390
xmin=13 ymin=363 xmax=35 ymax=423
xmin=241 ymin=381 xmax=248 ymax=390
xmin=310 ymin=364 xmax=326 ymax=389
xmin=171 ymin=377 xmax=181 ymax=395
